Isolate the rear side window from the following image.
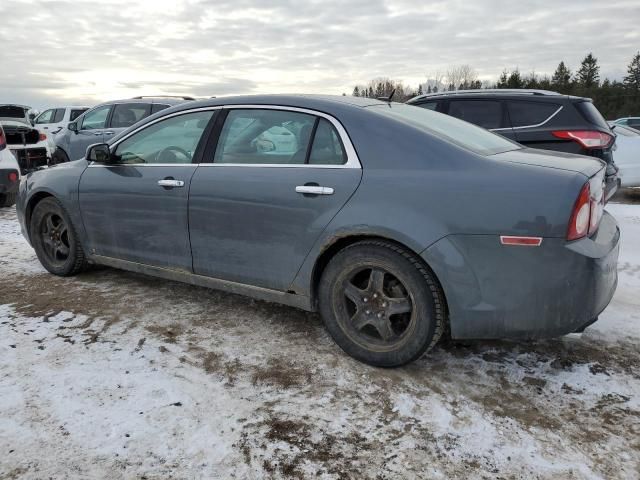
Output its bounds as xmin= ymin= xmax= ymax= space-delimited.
xmin=110 ymin=103 xmax=151 ymax=128
xmin=507 ymin=101 xmax=559 ymax=128
xmin=448 ymin=100 xmax=503 ymax=129
xmin=308 ymin=119 xmax=347 ymax=165
xmin=53 ymin=108 xmax=66 ymax=123
xmin=70 ymin=109 xmax=87 ymax=121
xmin=151 ymin=104 xmax=171 ymax=114
xmin=214 ymin=109 xmax=316 ymax=164
xmin=575 ymin=101 xmax=609 ymax=130
xmin=627 ymin=119 xmax=640 ymax=128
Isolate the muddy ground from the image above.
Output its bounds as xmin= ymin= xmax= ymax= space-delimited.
xmin=1 ymin=195 xmax=639 ymax=479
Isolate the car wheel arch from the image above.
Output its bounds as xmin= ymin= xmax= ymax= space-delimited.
xmin=25 ymin=192 xmax=56 ymax=242
xmin=310 ymin=234 xmax=450 ymax=320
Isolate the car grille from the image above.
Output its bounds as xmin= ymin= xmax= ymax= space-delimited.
xmin=10 ymin=148 xmax=48 ymax=173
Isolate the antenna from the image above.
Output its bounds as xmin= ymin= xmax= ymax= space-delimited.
xmin=377 ymin=88 xmax=396 ymax=103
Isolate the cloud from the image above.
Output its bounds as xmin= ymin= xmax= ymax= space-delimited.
xmin=1 ymin=0 xmax=638 ymax=109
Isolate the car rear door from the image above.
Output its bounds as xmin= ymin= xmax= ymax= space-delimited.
xmin=189 ymin=106 xmax=362 ymax=291
xmin=506 ymin=100 xmax=564 ymax=148
xmin=78 ymin=109 xmax=216 ymax=270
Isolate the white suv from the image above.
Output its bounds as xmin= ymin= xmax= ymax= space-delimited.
xmin=33 ymin=106 xmax=90 ymax=137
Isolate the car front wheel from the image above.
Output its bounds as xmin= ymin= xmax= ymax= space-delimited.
xmin=318 ymin=240 xmax=445 ymax=367
xmin=30 ymin=197 xmax=87 ymax=276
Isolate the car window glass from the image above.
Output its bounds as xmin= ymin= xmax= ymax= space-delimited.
xmin=575 ymin=102 xmax=609 ymax=129
xmin=507 ymin=101 xmax=559 ymax=127
xmin=70 ymin=109 xmax=88 ymax=121
xmin=113 ymin=110 xmax=214 ymax=164
xmin=151 ymin=104 xmax=171 ymax=114
xmin=628 ymin=119 xmax=640 ymax=128
xmin=81 ymin=106 xmax=111 ymax=130
xmin=614 ymin=125 xmax=639 ymax=137
xmin=214 ymin=109 xmax=315 ymax=164
xmin=308 ymin=118 xmax=346 ymax=165
xmin=35 ymin=109 xmax=55 ymax=124
xmin=110 ymin=103 xmax=151 ymax=128
xmin=417 ymin=102 xmax=438 ymax=111
xmin=53 ymin=108 xmax=66 ymax=123
xmin=371 ymin=104 xmax=519 ymax=156
xmin=448 ymin=100 xmax=503 ymax=129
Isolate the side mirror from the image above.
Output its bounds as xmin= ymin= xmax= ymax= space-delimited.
xmin=68 ymin=122 xmax=78 ymax=133
xmin=86 ymin=143 xmax=112 ymax=163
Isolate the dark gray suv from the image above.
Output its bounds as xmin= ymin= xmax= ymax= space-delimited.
xmin=52 ymin=96 xmax=193 ymax=163
xmin=16 ymin=95 xmax=619 ymax=367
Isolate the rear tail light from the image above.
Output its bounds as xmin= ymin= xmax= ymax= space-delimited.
xmin=0 ymin=127 xmax=6 ymax=151
xmin=552 ymin=130 xmax=613 ymax=149
xmin=39 ymin=132 xmax=47 ymax=141
xmin=567 ymin=174 xmax=605 ymax=241
xmin=8 ymin=171 xmax=18 ymax=183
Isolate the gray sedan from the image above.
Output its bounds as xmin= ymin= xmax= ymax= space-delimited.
xmin=16 ymin=95 xmax=619 ymax=367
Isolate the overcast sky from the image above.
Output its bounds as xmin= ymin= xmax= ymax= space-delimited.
xmin=1 ymin=0 xmax=638 ymax=109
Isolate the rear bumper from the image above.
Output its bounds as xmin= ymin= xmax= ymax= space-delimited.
xmin=422 ymin=211 xmax=620 ymax=339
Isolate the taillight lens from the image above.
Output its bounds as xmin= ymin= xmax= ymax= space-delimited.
xmin=39 ymin=132 xmax=47 ymax=141
xmin=567 ymin=175 xmax=605 ymax=241
xmin=8 ymin=171 xmax=18 ymax=183
xmin=552 ymin=130 xmax=613 ymax=149
xmin=0 ymin=127 xmax=6 ymax=151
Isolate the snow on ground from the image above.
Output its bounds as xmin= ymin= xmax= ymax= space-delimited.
xmin=1 ymin=198 xmax=639 ymax=479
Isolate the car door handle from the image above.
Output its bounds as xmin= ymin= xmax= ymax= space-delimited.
xmin=93 ymin=132 xmax=103 ymax=136
xmin=103 ymin=131 xmax=114 ymax=135
xmin=295 ymin=185 xmax=334 ymax=195
xmin=158 ymin=179 xmax=185 ymax=188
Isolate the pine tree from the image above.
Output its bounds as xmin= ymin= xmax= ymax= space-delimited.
xmin=427 ymin=85 xmax=432 ymax=94
xmin=352 ymin=86 xmax=360 ymax=97
xmin=576 ymin=53 xmax=600 ymax=89
xmin=551 ymin=61 xmax=572 ymax=92
xmin=623 ymin=51 xmax=640 ymax=92
xmin=497 ymin=70 xmax=508 ymax=88
xmin=506 ymin=69 xmax=524 ymax=88
xmin=417 ymin=84 xmax=423 ymax=95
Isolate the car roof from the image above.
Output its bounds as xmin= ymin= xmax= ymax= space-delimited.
xmin=97 ymin=96 xmax=192 ymax=107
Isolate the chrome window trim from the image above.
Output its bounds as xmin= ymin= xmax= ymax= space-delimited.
xmin=492 ymin=105 xmax=563 ymax=132
xmin=88 ymin=104 xmax=361 ymax=170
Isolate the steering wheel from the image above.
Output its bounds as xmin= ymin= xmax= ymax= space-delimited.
xmin=155 ymin=146 xmax=191 ymax=163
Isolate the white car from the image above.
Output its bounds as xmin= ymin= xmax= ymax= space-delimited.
xmin=0 ymin=125 xmax=21 ymax=207
xmin=0 ymin=104 xmax=55 ymax=173
xmin=611 ymin=123 xmax=640 ymax=187
xmin=612 ymin=117 xmax=640 ymax=132
xmin=32 ymin=105 xmax=89 ymax=137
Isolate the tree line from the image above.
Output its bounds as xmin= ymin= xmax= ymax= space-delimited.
xmin=351 ymin=52 xmax=640 ymax=119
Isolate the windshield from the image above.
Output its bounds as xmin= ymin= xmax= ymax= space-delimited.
xmin=0 ymin=105 xmax=29 ymax=123
xmin=369 ymin=104 xmax=520 ymax=156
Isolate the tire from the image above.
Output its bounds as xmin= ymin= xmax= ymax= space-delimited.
xmin=51 ymin=147 xmax=70 ymax=165
xmin=30 ymin=197 xmax=87 ymax=276
xmin=0 ymin=192 xmax=17 ymax=208
xmin=318 ymin=240 xmax=445 ymax=367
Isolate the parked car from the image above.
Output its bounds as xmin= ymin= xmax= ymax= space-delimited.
xmin=0 ymin=125 xmax=22 ymax=207
xmin=611 ymin=117 xmax=640 ymax=131
xmin=16 ymin=95 xmax=619 ymax=367
xmin=33 ymin=106 xmax=90 ymax=137
xmin=406 ymin=89 xmax=619 ymax=200
xmin=610 ymin=123 xmax=640 ymax=187
xmin=0 ymin=104 xmax=54 ymax=173
xmin=52 ymin=96 xmax=194 ymax=164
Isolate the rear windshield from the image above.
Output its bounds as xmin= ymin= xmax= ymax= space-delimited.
xmin=370 ymin=104 xmax=520 ymax=156
xmin=575 ymin=101 xmax=610 ymax=130
xmin=0 ymin=105 xmax=28 ymax=119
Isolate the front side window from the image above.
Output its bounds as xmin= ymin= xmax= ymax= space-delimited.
xmin=113 ymin=111 xmax=214 ymax=164
xmin=110 ymin=103 xmax=151 ymax=128
xmin=416 ymin=101 xmax=438 ymax=111
xmin=81 ymin=105 xmax=111 ymax=130
xmin=371 ymin=104 xmax=519 ymax=156
xmin=448 ymin=100 xmax=503 ymax=129
xmin=35 ymin=109 xmax=55 ymax=124
xmin=214 ymin=109 xmax=316 ymax=164
xmin=507 ymin=101 xmax=559 ymax=128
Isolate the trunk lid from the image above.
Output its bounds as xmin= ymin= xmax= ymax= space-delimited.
xmin=492 ymin=147 xmax=604 ymax=178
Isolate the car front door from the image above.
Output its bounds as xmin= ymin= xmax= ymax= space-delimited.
xmin=78 ymin=109 xmax=216 ymax=270
xmin=189 ymin=107 xmax=362 ymax=291
xmin=70 ymin=105 xmax=112 ymax=160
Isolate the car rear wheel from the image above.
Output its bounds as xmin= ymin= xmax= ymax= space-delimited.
xmin=30 ymin=197 xmax=87 ymax=276
xmin=0 ymin=192 xmax=17 ymax=208
xmin=318 ymin=240 xmax=445 ymax=367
